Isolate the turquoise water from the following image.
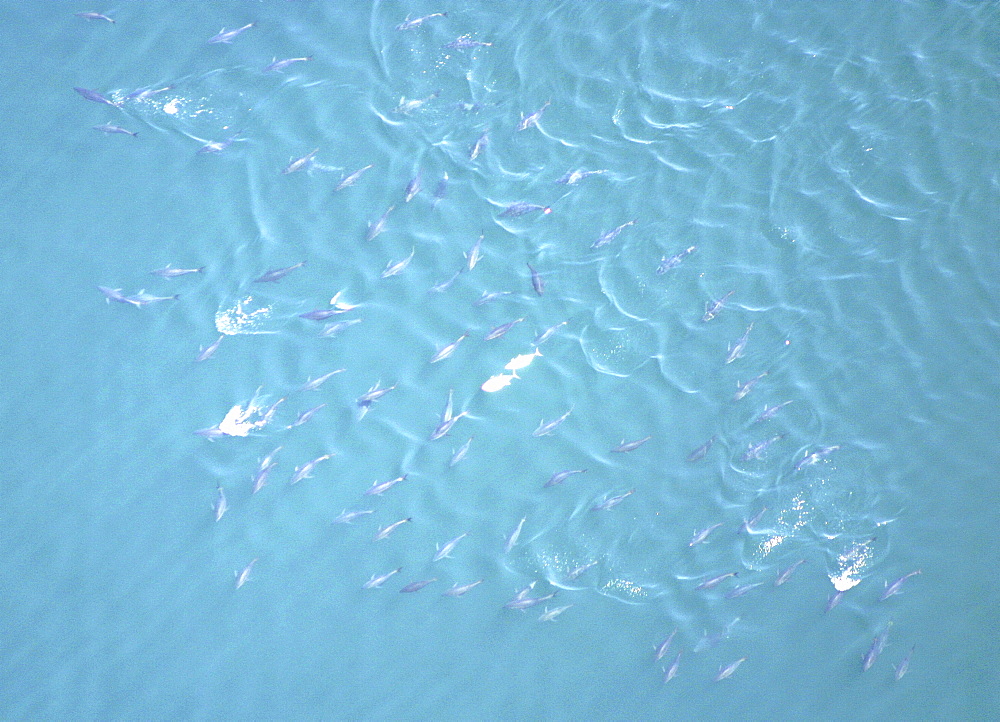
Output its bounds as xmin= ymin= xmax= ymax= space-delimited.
xmin=1 ymin=1 xmax=998 ymax=718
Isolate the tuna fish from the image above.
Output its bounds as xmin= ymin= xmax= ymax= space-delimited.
xmin=442 ymin=579 xmax=484 ymax=597
xmin=592 ymin=219 xmax=636 ymax=249
xmin=555 ymin=169 xmax=606 ymax=185
xmin=235 ymin=558 xmax=257 ymax=588
xmin=432 ymin=532 xmax=469 ymax=561
xmin=253 ymin=261 xmax=306 ymax=283
xmin=694 ymin=572 xmax=738 ymax=591
xmin=196 ymin=335 xmax=224 ymax=362
xmin=404 ymin=170 xmax=422 ymax=202
xmin=299 ymin=369 xmax=344 ymax=391
xmin=725 ymin=323 xmax=754 ymax=364
xmin=533 ymin=321 xmax=567 ymax=346
xmin=500 ymin=202 xmax=552 ymax=218
xmin=538 ymin=605 xmax=573 ymax=622
xmin=655 ymin=629 xmax=678 ymax=662
xmin=400 ymin=579 xmax=437 ymax=593
xmin=517 ymin=100 xmax=550 ymax=131
xmin=740 ymin=434 xmax=785 ymax=462
xmin=591 ymin=489 xmax=635 ymax=511
xmin=794 ymin=444 xmax=841 ymax=471
xmin=466 ymin=233 xmax=485 ymax=270
xmin=373 ymin=517 xmax=412 ymax=541
xmin=689 ymin=522 xmax=724 ymax=546
xmin=656 ymin=245 xmax=696 ymax=273
xmin=504 ymin=518 xmax=526 ymax=553
xmin=714 ymin=658 xmax=747 ymax=681
xmin=445 ymin=36 xmax=493 ymax=50
xmin=774 ymin=559 xmax=807 ymax=586
xmin=282 ymin=148 xmax=319 ymax=175
xmin=380 ymin=247 xmax=415 ymax=278
xmin=363 ymin=567 xmax=402 ymax=589
xmin=94 ymin=123 xmax=137 ymax=137
xmin=702 ymin=290 xmax=735 ymax=322
xmin=75 ymin=11 xmax=115 ymax=22
xmin=565 ymin=561 xmax=598 ymax=581
xmin=532 ymin=408 xmax=572 ymax=437
xmin=737 ymin=507 xmax=767 ymax=535
xmin=364 ymin=475 xmax=406 ymax=496
xmin=74 ymin=87 xmax=120 ymax=106
xmin=264 ymin=56 xmax=312 ymax=73
xmin=686 ymin=435 xmax=717 ymax=462
xmin=862 ymin=624 xmax=892 ymax=672
xmin=450 ymin=437 xmax=473 ymax=466
xmin=335 ymin=164 xmax=374 ymax=191
xmin=753 ymin=400 xmax=793 ymax=424
xmin=485 ymin=318 xmax=525 ymax=340
xmin=430 ymin=332 xmax=470 ymax=363
xmin=611 ymin=436 xmax=651 ymax=453
xmin=366 ymin=205 xmax=394 ymax=241
xmin=544 ymin=469 xmax=587 ymax=488
xmin=396 ymin=12 xmax=448 ymax=30
xmin=470 ymin=130 xmax=489 ymax=160
xmin=289 ymin=453 xmax=331 ymax=485
xmin=208 ymin=23 xmax=255 ymax=44
xmin=213 ymin=485 xmax=228 ymax=522
xmin=151 ymin=264 xmax=204 ymax=278
xmin=481 ymin=373 xmax=517 ymax=393
xmin=879 ymin=570 xmax=922 ymax=601
xmin=663 ymin=652 xmax=682 ymax=682
xmin=733 ymin=371 xmax=768 ymax=401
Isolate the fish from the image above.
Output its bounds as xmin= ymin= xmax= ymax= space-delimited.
xmin=430 ymin=411 xmax=469 ymax=441
xmin=485 ymin=318 xmax=525 ymax=340
xmin=433 ymin=172 xmax=449 ymax=206
xmin=694 ymin=572 xmax=738 ymax=591
xmin=430 ymin=270 xmax=461 ymax=293
xmin=686 ymin=435 xmax=717 ymax=462
xmin=737 ymin=507 xmax=767 ymax=535
xmin=733 ymin=371 xmax=768 ymax=401
xmin=512 ymin=582 xmax=537 ymax=601
xmin=591 ymin=489 xmax=635 ymax=511
xmin=824 ymin=590 xmax=846 ymax=613
xmin=442 ymin=579 xmax=484 ymax=597
xmin=740 ymin=434 xmax=785 ymax=462
xmin=694 ymin=617 xmax=741 ymax=652
xmin=258 ymin=446 xmax=282 ymax=471
xmin=504 ymin=591 xmax=557 ymax=610
xmin=430 ymin=331 xmax=469 ymax=363
xmin=320 ymin=319 xmax=362 ymax=337
xmin=473 ymin=290 xmax=511 ymax=306
xmin=75 ymin=11 xmax=114 ymax=22
xmin=724 ymin=582 xmax=764 ymax=599
xmin=366 ymin=205 xmax=394 ymax=241
xmin=794 ymin=444 xmax=841 ymax=471
xmin=286 ymin=403 xmax=326 ymax=429
xmin=282 ymin=148 xmax=319 ymax=175
xmin=235 ymin=558 xmax=258 ymax=589
xmin=363 ymin=567 xmax=402 ymax=589
xmin=261 ymin=397 xmax=286 ymax=427
xmin=526 ymin=263 xmax=544 ymax=295
xmin=702 ymin=290 xmax=735 ymax=322
xmin=656 ymin=245 xmax=696 ymax=273
xmin=251 ymin=462 xmax=276 ymax=494
xmin=332 ymin=510 xmax=373 ymax=525
xmin=655 ymin=629 xmax=678 ymax=661
xmin=663 ymin=652 xmax=682 ymax=683
xmin=533 ymin=321 xmax=567 ymax=346
xmin=329 ymin=291 xmax=361 ymax=312
xmin=364 ymin=475 xmax=406 ymax=496
xmin=555 ymin=169 xmax=606 ymax=185
xmin=395 ymin=92 xmax=440 ymax=115
xmin=94 ymin=123 xmax=137 ymax=137
xmin=299 ymin=369 xmax=345 ymax=391
xmin=538 ymin=605 xmax=573 ymax=622
xmin=505 ymin=350 xmax=541 ymax=371
xmin=151 ymin=264 xmax=204 ymax=278
xmin=253 ymin=261 xmax=306 ymax=283
xmin=591 ymin=219 xmax=636 ymax=249
xmin=213 ymin=485 xmax=228 ymax=522
xmin=863 ymin=624 xmax=892 ymax=672
xmin=774 ymin=559 xmax=807 ymax=586
xmin=565 ymin=561 xmax=598 ymax=581
xmin=404 ymin=171 xmax=422 ymax=202
xmin=300 ymin=309 xmax=341 ymax=321
xmin=544 ymin=469 xmax=587 ymax=488
xmin=450 ymin=437 xmax=473 ymax=466
xmin=126 ymin=85 xmax=174 ymax=101
xmin=532 ymin=408 xmax=572 ymax=437
xmin=753 ymin=400 xmax=793 ymax=423
xmin=124 ymin=290 xmax=179 ymax=306
xmin=444 ymin=36 xmax=493 ymax=49
xmin=879 ymin=570 xmax=922 ymax=601
xmin=380 ymin=247 xmax=415 ymax=278
xmin=194 ymin=425 xmax=227 ymax=441
xmin=470 ymin=130 xmax=489 ymax=160
xmin=689 ymin=522 xmax=724 ymax=546
xmin=197 ymin=133 xmax=240 ymax=154
xmin=504 ymin=518 xmax=526 ymax=553
xmin=500 ymin=202 xmax=552 ymax=218
xmin=98 ymin=286 xmax=139 ymax=306
xmin=611 ymin=436 xmax=651 ymax=453
xmin=289 ymin=453 xmax=331 ymax=485
xmin=264 ymin=56 xmax=312 ymax=73
xmin=894 ymin=646 xmax=914 ymax=680
xmin=481 ymin=373 xmax=517 ymax=393
xmin=335 ymin=164 xmax=374 ymax=191
xmin=714 ymin=658 xmax=747 ymax=681
xmin=373 ymin=517 xmax=412 ymax=541
xmin=208 ymin=23 xmax=255 ymax=44
xmin=400 ymin=579 xmax=437 ymax=593
xmin=356 ymin=381 xmax=396 ymax=415
xmin=196 ymin=335 xmax=224 ymax=362
xmin=517 ymin=100 xmax=551 ymax=131
xmin=396 ymin=12 xmax=448 ymax=30
xmin=74 ymin=87 xmax=120 ymax=107
xmin=725 ymin=323 xmax=754 ymax=364
xmin=433 ymin=532 xmax=470 ymax=561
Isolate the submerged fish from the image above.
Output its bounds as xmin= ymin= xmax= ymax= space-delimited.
xmin=611 ymin=436 xmax=651 ymax=453
xmin=879 ymin=570 xmax=922 ymax=601
xmin=526 ymin=263 xmax=545 ymax=295
xmin=380 ymin=247 xmax=415 ymax=278
xmin=94 ymin=123 xmax=137 ymax=137
xmin=592 ymin=219 xmax=636 ymax=249
xmin=75 ymin=11 xmax=115 ymax=23
xmin=485 ymin=318 xmax=524 ymax=340
xmin=235 ymin=558 xmax=258 ymax=588
xmin=725 ymin=323 xmax=754 ymax=364
xmin=689 ymin=522 xmax=724 ymax=546
xmin=208 ymin=23 xmax=255 ymax=44
xmin=694 ymin=572 xmax=738 ymax=591
xmin=433 ymin=532 xmax=470 ymax=561
xmin=396 ymin=12 xmax=448 ymax=30
xmin=753 ymin=400 xmax=793 ymax=423
xmin=289 ymin=453 xmax=331 ymax=485
xmin=714 ymin=658 xmax=747 ymax=681
xmin=470 ymin=130 xmax=489 ymax=160
xmin=504 ymin=517 xmax=526 ymax=553
xmin=335 ymin=163 xmax=374 ymax=191
xmin=517 ymin=100 xmax=550 ymax=131
xmin=538 ymin=605 xmax=573 ymax=622
xmin=466 ymin=232 xmax=485 ymax=270
xmin=655 ymin=629 xmax=678 ymax=662
xmin=532 ymin=408 xmax=572 ymax=437
xmin=450 ymin=437 xmax=473 ymax=466
xmin=663 ymin=652 xmax=682 ymax=683
xmin=400 ymin=578 xmax=437 ymax=593
xmin=591 ymin=489 xmax=635 ymax=511
xmin=702 ymin=290 xmax=735 ymax=322
xmin=366 ymin=205 xmax=394 ymax=241
xmin=442 ymin=579 xmax=484 ymax=597
xmin=445 ymin=36 xmax=493 ymax=50
xmin=430 ymin=331 xmax=469 ymax=363
xmin=862 ymin=624 xmax=892 ymax=672
xmin=555 ymin=169 xmax=606 ymax=185
xmin=500 ymin=202 xmax=552 ymax=218
xmin=533 ymin=321 xmax=567 ymax=346
xmin=373 ymin=517 xmax=412 ymax=541
xmin=74 ymin=87 xmax=120 ymax=106
xmin=253 ymin=261 xmax=306 ymax=283
xmin=195 ymin=335 xmax=224 ymax=362
xmin=544 ymin=469 xmax=587 ymax=488
xmin=151 ymin=264 xmax=204 ymax=278
xmin=733 ymin=371 xmax=768 ymax=401
xmin=656 ymin=245 xmax=696 ymax=274
xmin=686 ymin=435 xmax=717 ymax=462
xmin=364 ymin=475 xmax=407 ymax=497
xmin=794 ymin=444 xmax=841 ymax=471
xmin=282 ymin=148 xmax=319 ymax=175
xmin=774 ymin=559 xmax=807 ymax=586
xmin=264 ymin=56 xmax=312 ymax=73
xmin=740 ymin=434 xmax=785 ymax=462
xmin=363 ymin=567 xmax=402 ymax=589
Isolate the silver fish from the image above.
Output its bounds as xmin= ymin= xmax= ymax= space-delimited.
xmin=374 ymin=517 xmax=412 ymax=541
xmin=565 ymin=561 xmax=598 ymax=581
xmin=74 ymin=87 xmax=119 ymax=106
xmin=320 ymin=319 xmax=362 ymax=337
xmin=404 ymin=170 xmax=422 ymax=202
xmin=555 ymin=168 xmax=606 ymax=185
xmin=592 ymin=219 xmax=636 ymax=249
xmin=694 ymin=572 xmax=738 ymax=591
xmin=395 ymin=91 xmax=439 ymax=115
xmin=299 ymin=369 xmax=345 ymax=391
xmin=335 ymin=163 xmax=374 ymax=191
xmin=611 ymin=436 xmax=651 ymax=453
xmin=400 ymin=579 xmax=437 ymax=593
xmin=363 ymin=567 xmax=402 ymax=589
xmin=282 ymin=148 xmax=319 ymax=175
xmin=663 ymin=652 xmax=681 ymax=683
xmin=863 ymin=624 xmax=892 ymax=672
xmin=504 ymin=591 xmax=557 ymax=610
xmin=194 ymin=425 xmax=226 ymax=441
xmin=538 ymin=605 xmax=573 ymax=622
xmin=504 ymin=517 xmax=526 ymax=553
xmin=396 ymin=12 xmax=448 ymax=30
xmin=690 ymin=522 xmax=724 ymax=546
xmin=98 ymin=286 xmax=139 ymax=306
xmin=656 ymin=245 xmax=696 ymax=274
xmin=364 ymin=474 xmax=406 ymax=496
xmin=126 ymin=85 xmax=174 ymax=101
xmin=737 ymin=507 xmax=767 ymax=535
xmin=824 ymin=590 xmax=846 ymax=613
xmin=725 ymin=323 xmax=754 ymax=364
xmin=655 ymin=629 xmax=678 ymax=662
xmin=444 ymin=36 xmax=493 ymax=49
xmin=466 ymin=232 xmax=485 ymax=270
xmin=591 ymin=489 xmax=635 ymax=511
xmin=366 ymin=205 xmax=394 ymax=241
xmin=433 ymin=532 xmax=470 ymax=561
xmin=774 ymin=559 xmax=807 ymax=586
xmin=740 ymin=434 xmax=785 ymax=462
xmin=430 ymin=270 xmax=461 ymax=293
xmin=197 ymin=133 xmax=240 ymax=154
xmin=253 ymin=261 xmax=306 ymax=283
xmin=235 ymin=558 xmax=257 ymax=589
xmin=714 ymin=658 xmax=747 ymax=681
xmin=695 ymin=617 xmax=740 ymax=651
xmin=500 ymin=202 xmax=551 ymax=218
xmin=94 ymin=123 xmax=137 ymax=137
xmin=753 ymin=400 xmax=793 ymax=423
xmin=208 ymin=23 xmax=255 ymax=44
xmin=430 ymin=411 xmax=469 ymax=441
xmin=473 ymin=290 xmax=511 ymax=306
xmin=794 ymin=444 xmax=841 ymax=471
xmin=533 ymin=320 xmax=567 ymax=346
xmin=733 ymin=371 xmax=767 ymax=401
xmin=450 ymin=437 xmax=473 ymax=467
xmin=485 ymin=317 xmax=524 ymax=341
xmin=702 ymin=290 xmax=735 ymax=322
xmin=532 ymin=408 xmax=572 ymax=437
xmin=686 ymin=435 xmax=717 ymax=462
xmin=724 ymin=582 xmax=764 ymax=599
xmin=894 ymin=646 xmax=914 ymax=680
xmin=433 ymin=172 xmax=448 ymax=206
xmin=124 ymin=290 xmax=179 ymax=306
xmin=75 ymin=11 xmax=114 ymax=23
xmin=380 ymin=247 xmax=415 ymax=279
xmin=527 ymin=263 xmax=544 ymax=295
xmin=356 ymin=381 xmax=396 ymax=414
xmin=517 ymin=100 xmax=550 ymax=131
xmin=264 ymin=56 xmax=312 ymax=73
xmin=430 ymin=331 xmax=469 ymax=363
xmin=879 ymin=570 xmax=922 ymax=601
xmin=470 ymin=130 xmax=489 ymax=160
xmin=289 ymin=453 xmax=331 ymax=485
xmin=196 ymin=335 xmax=224 ymax=362
xmin=151 ymin=264 xmax=204 ymax=278
xmin=213 ymin=485 xmax=228 ymax=522
xmin=544 ymin=469 xmax=587 ymax=488
xmin=286 ymin=403 xmax=326 ymax=429
xmin=251 ymin=462 xmax=275 ymax=494
xmin=442 ymin=579 xmax=484 ymax=597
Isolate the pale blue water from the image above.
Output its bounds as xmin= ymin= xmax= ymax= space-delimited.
xmin=1 ymin=1 xmax=998 ymax=719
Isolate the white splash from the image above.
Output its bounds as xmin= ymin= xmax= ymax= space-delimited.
xmin=215 ymin=296 xmax=273 ymax=335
